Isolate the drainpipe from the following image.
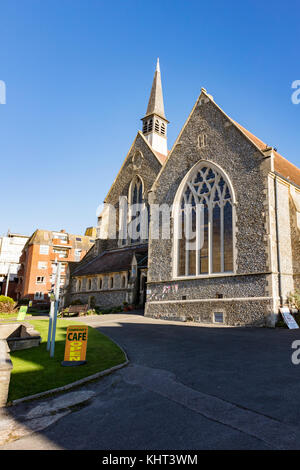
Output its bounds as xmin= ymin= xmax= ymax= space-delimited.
xmin=274 ymin=176 xmax=283 ymax=306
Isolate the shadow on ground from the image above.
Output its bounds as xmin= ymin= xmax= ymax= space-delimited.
xmin=1 ymin=315 xmax=300 ymax=450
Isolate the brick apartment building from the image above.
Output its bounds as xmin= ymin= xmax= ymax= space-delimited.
xmin=16 ymin=229 xmax=95 ymax=303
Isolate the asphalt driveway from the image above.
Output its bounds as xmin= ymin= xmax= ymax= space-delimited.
xmin=2 ymin=313 xmax=300 ymax=450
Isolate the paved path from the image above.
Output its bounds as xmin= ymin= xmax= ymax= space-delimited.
xmin=2 ymin=313 xmax=300 ymax=450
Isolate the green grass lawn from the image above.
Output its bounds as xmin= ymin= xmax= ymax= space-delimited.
xmin=0 ymin=313 xmax=32 ymax=320
xmin=8 ymin=319 xmax=126 ymax=401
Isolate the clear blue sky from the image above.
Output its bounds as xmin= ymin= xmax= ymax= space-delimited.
xmin=1 ymin=0 xmax=299 ymax=237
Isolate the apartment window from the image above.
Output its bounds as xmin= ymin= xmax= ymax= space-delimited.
xmin=53 ymin=233 xmax=68 ymax=242
xmin=74 ymin=249 xmax=81 ymax=261
xmin=38 ymin=261 xmax=47 ymax=270
xmin=53 ymin=248 xmax=68 ymax=258
xmin=39 ymin=245 xmax=49 ymax=255
xmin=34 ymin=292 xmax=44 ymax=300
xmin=36 ymin=276 xmax=45 ymax=284
xmin=76 ymin=237 xmax=82 ymax=241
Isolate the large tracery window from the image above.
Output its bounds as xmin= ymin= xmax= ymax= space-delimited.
xmin=175 ymin=162 xmax=234 ymax=277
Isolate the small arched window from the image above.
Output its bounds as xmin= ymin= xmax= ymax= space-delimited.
xmin=155 ymin=119 xmax=160 ymax=132
xmin=121 ymin=274 xmax=127 ymax=288
xmin=174 ymin=162 xmax=234 ymax=277
xmin=109 ymin=276 xmax=114 ymax=289
xmin=198 ymin=134 xmax=207 ymax=148
xmin=98 ymin=277 xmax=103 ymax=290
xmin=88 ymin=279 xmax=92 ymax=290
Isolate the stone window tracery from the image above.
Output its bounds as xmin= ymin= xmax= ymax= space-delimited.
xmin=175 ymin=162 xmax=234 ymax=277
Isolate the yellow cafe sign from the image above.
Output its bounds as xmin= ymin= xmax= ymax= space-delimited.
xmin=62 ymin=325 xmax=88 ymax=366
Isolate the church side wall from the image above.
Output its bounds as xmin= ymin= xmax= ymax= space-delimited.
xmin=146 ymin=98 xmax=275 ymax=326
xmin=289 ymin=194 xmax=300 ymax=292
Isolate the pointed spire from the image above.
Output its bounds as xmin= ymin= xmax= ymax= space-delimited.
xmin=146 ymin=58 xmax=166 ymax=119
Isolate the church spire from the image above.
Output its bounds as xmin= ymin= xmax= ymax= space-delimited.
xmin=141 ymin=58 xmax=169 ymax=156
xmin=145 ymin=58 xmax=166 ymax=119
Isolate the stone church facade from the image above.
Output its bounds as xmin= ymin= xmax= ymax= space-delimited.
xmin=64 ymin=60 xmax=300 ymax=327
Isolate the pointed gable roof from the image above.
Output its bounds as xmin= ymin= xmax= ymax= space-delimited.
xmin=151 ymin=88 xmax=300 ymax=190
xmin=145 ymin=58 xmax=166 ymax=120
xmin=233 ymin=121 xmax=300 ymax=187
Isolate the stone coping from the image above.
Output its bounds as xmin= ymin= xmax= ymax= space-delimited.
xmin=0 ymin=340 xmax=13 ymax=372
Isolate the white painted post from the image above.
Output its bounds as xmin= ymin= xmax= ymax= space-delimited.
xmin=47 ymin=299 xmax=54 ymax=351
xmin=4 ymin=264 xmax=11 ymax=297
xmin=50 ymin=261 xmax=61 ymax=358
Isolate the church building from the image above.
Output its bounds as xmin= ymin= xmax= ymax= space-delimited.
xmin=64 ymin=60 xmax=300 ymax=327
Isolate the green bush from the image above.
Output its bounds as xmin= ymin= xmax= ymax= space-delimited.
xmin=18 ymin=298 xmax=30 ymax=306
xmin=86 ymin=309 xmax=95 ymax=316
xmin=112 ymin=306 xmax=123 ymax=313
xmin=287 ymin=290 xmax=300 ymax=310
xmin=96 ymin=305 xmax=123 ymax=315
xmin=0 ymin=295 xmax=15 ymax=313
xmin=89 ymin=296 xmax=96 ymax=309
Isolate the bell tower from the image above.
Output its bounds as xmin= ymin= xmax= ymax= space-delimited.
xmin=141 ymin=58 xmax=169 ymax=156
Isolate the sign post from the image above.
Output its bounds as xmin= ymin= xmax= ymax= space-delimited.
xmin=47 ymin=297 xmax=55 ymax=351
xmin=61 ymin=325 xmax=88 ymax=366
xmin=50 ymin=261 xmax=62 ymax=358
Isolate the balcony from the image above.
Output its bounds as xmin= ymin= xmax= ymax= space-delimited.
xmin=52 ymin=238 xmax=72 ymax=248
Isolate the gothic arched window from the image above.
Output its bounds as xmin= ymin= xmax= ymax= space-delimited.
xmin=128 ymin=175 xmax=144 ymax=243
xmin=174 ymin=162 xmax=235 ymax=277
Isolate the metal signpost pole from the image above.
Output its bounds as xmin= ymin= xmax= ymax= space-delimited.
xmin=47 ymin=258 xmax=57 ymax=352
xmin=47 ymin=299 xmax=55 ymax=351
xmin=50 ymin=261 xmax=61 ymax=358
xmin=4 ymin=264 xmax=11 ymax=297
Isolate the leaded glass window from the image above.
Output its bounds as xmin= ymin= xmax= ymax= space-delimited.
xmin=129 ymin=176 xmax=144 ymax=243
xmin=176 ymin=163 xmax=234 ymax=277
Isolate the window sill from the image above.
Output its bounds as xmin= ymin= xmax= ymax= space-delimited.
xmin=173 ymin=272 xmax=235 ymax=280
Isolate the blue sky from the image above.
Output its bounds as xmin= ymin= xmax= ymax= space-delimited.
xmin=1 ymin=0 xmax=299 ymax=237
